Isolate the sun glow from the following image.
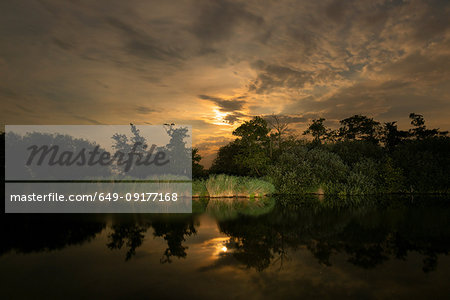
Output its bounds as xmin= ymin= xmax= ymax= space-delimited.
xmin=212 ymin=108 xmax=230 ymax=126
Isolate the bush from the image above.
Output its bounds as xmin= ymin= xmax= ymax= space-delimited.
xmin=268 ymin=146 xmax=348 ymax=194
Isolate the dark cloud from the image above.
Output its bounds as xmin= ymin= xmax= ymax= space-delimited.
xmin=325 ymin=0 xmax=349 ymax=23
xmin=72 ymin=115 xmax=103 ymax=125
xmin=192 ymin=0 xmax=264 ymax=44
xmin=135 ymin=106 xmax=157 ymax=114
xmin=106 ymin=17 xmax=182 ymax=61
xmin=0 ymin=0 xmax=449 ymax=131
xmin=52 ymin=38 xmax=75 ymax=51
xmin=198 ymin=94 xmax=245 ymax=112
xmin=195 ymin=136 xmax=233 ymax=151
xmin=15 ymin=103 xmax=34 ymax=114
xmin=248 ymin=61 xmax=314 ymax=94
xmin=224 ymin=112 xmax=246 ymax=124
xmin=263 ymin=114 xmax=307 ymax=124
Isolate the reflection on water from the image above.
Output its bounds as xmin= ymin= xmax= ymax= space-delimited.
xmin=1 ymin=195 xmax=449 ymax=299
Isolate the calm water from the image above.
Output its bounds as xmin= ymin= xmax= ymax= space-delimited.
xmin=1 ymin=195 xmax=449 ymax=299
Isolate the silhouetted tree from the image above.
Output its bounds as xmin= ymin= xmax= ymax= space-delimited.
xmin=409 ymin=113 xmax=448 ymax=139
xmin=382 ymin=121 xmax=409 ymax=150
xmin=303 ymin=118 xmax=331 ymax=143
xmin=266 ymin=114 xmax=290 ymax=153
xmin=192 ymin=147 xmax=206 ymax=178
xmin=338 ymin=115 xmax=381 ymax=144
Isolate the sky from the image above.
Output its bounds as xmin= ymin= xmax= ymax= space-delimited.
xmin=1 ymin=0 xmax=449 ymax=166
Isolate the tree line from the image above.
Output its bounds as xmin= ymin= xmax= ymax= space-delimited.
xmin=205 ymin=113 xmax=449 ymax=194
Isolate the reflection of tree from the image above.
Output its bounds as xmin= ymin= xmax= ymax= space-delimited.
xmin=216 ymin=196 xmax=450 ymax=272
xmin=105 ymin=215 xmax=198 ymax=262
xmin=107 ymin=222 xmax=151 ymax=261
xmin=152 ymin=219 xmax=197 ymax=264
xmin=0 ymin=215 xmax=105 ymax=255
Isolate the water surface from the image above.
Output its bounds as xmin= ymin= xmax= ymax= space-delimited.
xmin=1 ymin=195 xmax=449 ymax=299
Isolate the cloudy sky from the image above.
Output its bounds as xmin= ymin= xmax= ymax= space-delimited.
xmin=1 ymin=0 xmax=449 ymax=165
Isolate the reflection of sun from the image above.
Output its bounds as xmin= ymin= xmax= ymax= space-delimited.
xmin=212 ymin=108 xmax=230 ymax=126
xmin=204 ymin=237 xmax=230 ymax=257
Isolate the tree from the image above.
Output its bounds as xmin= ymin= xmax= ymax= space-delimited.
xmin=303 ymin=118 xmax=330 ymax=143
xmin=192 ymin=148 xmax=206 ymax=178
xmin=409 ymin=113 xmax=448 ymax=139
xmin=382 ymin=121 xmax=409 ymax=151
xmin=232 ymin=116 xmax=271 ymax=176
xmin=210 ymin=141 xmax=246 ymax=175
xmin=211 ymin=116 xmax=271 ymax=176
xmin=266 ymin=114 xmax=289 ymax=151
xmin=338 ymin=115 xmax=381 ymax=143
xmin=232 ymin=116 xmax=270 ymax=142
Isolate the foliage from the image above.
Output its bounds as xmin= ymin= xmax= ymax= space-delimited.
xmin=303 ymin=118 xmax=331 ymax=143
xmin=211 ymin=116 xmax=272 ymax=176
xmin=211 ymin=112 xmax=448 ymax=195
xmin=338 ymin=114 xmax=381 ymax=143
xmin=268 ymin=147 xmax=348 ymax=194
xmin=192 ymin=148 xmax=206 ymax=179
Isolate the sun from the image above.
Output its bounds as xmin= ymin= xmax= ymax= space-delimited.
xmin=212 ymin=108 xmax=230 ymax=126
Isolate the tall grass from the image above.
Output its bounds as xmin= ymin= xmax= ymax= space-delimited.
xmin=238 ymin=177 xmax=276 ymax=197
xmin=205 ymin=174 xmax=239 ymax=197
xmin=193 ymin=174 xmax=275 ymax=198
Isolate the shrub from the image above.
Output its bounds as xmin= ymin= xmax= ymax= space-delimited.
xmin=268 ymin=146 xmax=348 ymax=194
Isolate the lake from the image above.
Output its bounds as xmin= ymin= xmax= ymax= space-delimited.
xmin=1 ymin=195 xmax=449 ymax=299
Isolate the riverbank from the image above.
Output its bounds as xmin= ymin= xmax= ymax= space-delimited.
xmin=193 ymin=174 xmax=275 ymax=198
xmin=193 ymin=174 xmax=448 ymax=198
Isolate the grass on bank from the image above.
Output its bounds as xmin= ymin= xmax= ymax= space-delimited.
xmin=193 ymin=174 xmax=275 ymax=198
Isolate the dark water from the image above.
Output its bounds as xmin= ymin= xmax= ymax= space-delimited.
xmin=1 ymin=195 xmax=449 ymax=299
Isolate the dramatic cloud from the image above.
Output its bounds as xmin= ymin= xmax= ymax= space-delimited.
xmin=249 ymin=61 xmax=313 ymax=94
xmin=1 ymin=0 xmax=449 ymax=165
xmin=192 ymin=0 xmax=264 ymax=44
xmin=198 ymin=94 xmax=245 ymax=112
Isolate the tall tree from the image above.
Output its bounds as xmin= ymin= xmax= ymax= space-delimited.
xmin=382 ymin=121 xmax=409 ymax=150
xmin=211 ymin=116 xmax=271 ymax=176
xmin=303 ymin=118 xmax=330 ymax=143
xmin=232 ymin=116 xmax=270 ymax=176
xmin=338 ymin=115 xmax=381 ymax=143
xmin=192 ymin=147 xmax=206 ymax=178
xmin=267 ymin=114 xmax=289 ymax=151
xmin=409 ymin=113 xmax=448 ymax=139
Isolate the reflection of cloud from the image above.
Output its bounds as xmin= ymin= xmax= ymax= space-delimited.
xmin=197 ymin=253 xmax=241 ymax=272
xmin=195 ymin=236 xmax=243 ymax=272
